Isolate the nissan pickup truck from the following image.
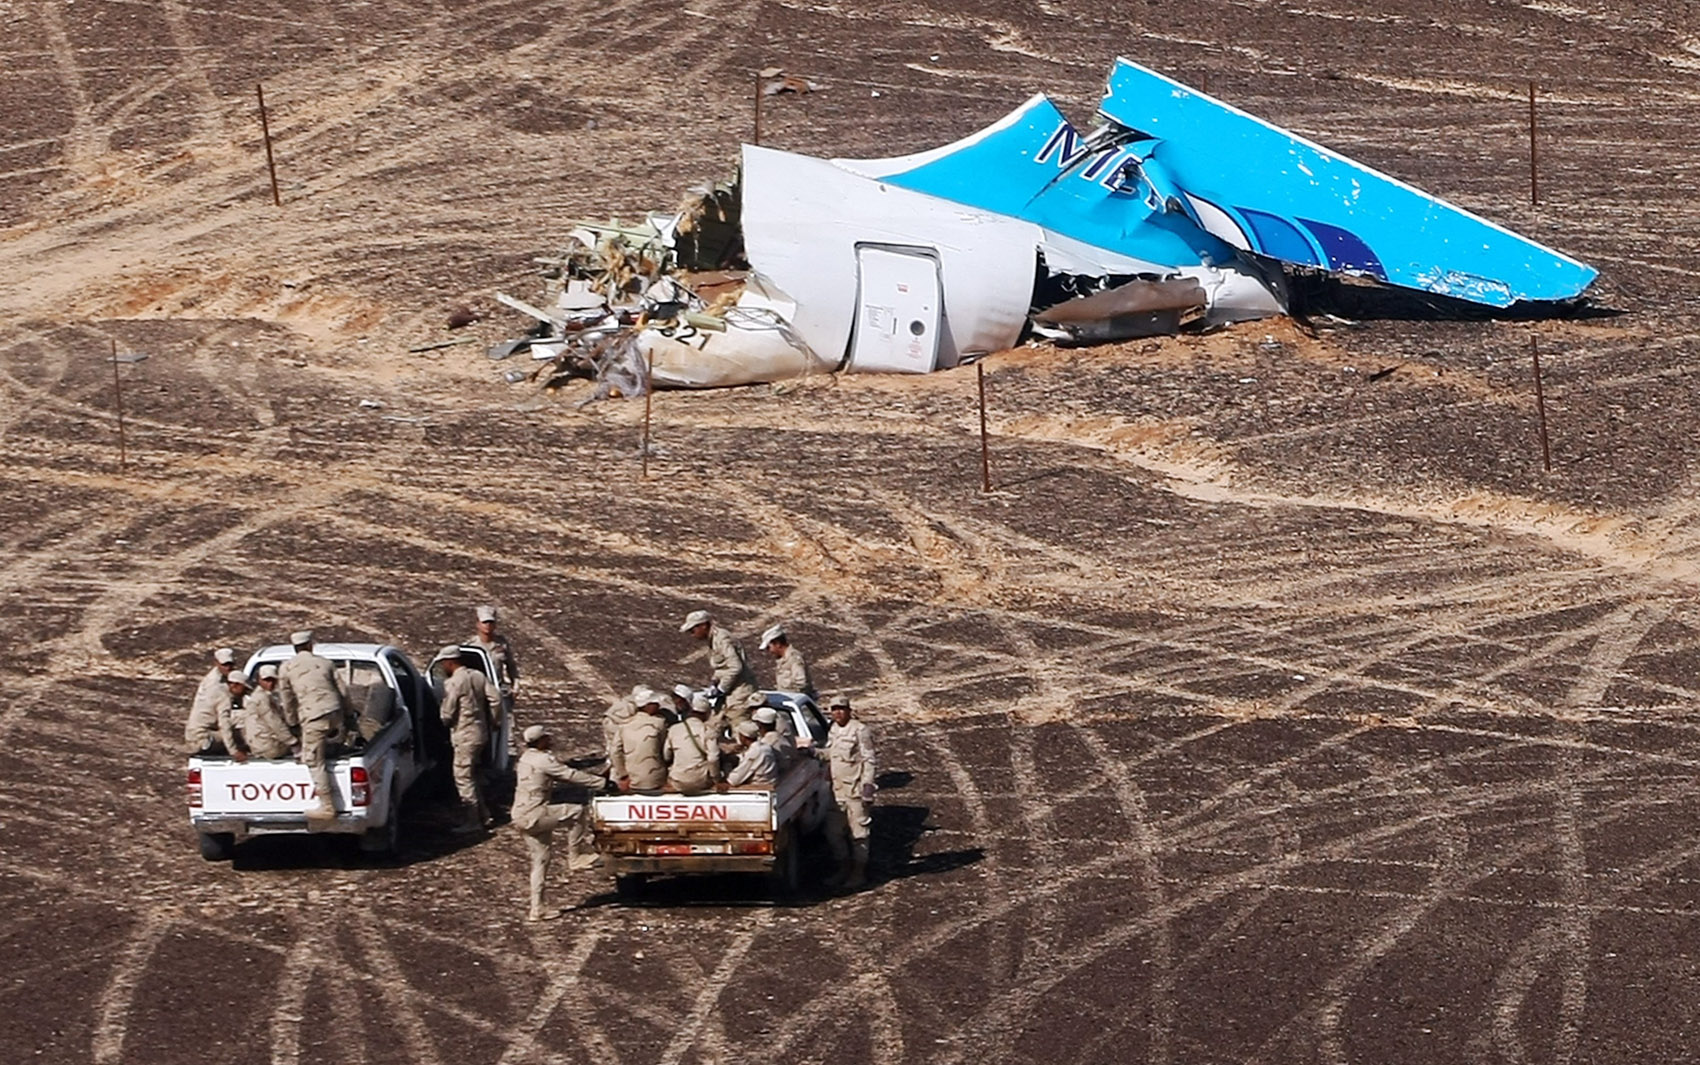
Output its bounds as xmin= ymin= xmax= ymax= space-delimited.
xmin=187 ymin=642 xmax=451 ymax=861
xmin=590 ymin=691 xmax=835 ymax=896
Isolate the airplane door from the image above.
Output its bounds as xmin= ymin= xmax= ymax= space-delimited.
xmin=847 ymin=246 xmax=941 ymax=374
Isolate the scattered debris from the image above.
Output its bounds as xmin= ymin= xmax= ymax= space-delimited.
xmin=108 ymin=352 xmax=149 ymax=364
xmin=358 ymin=399 xmax=384 ymax=409
xmin=482 ymin=56 xmax=1596 ymax=400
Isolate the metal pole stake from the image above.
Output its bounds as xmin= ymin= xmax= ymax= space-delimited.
xmin=257 ymin=83 xmax=281 ymax=207
xmin=1532 ymin=335 xmax=1552 ymax=472
xmin=110 ymin=338 xmax=127 ymax=470
xmin=977 ymin=362 xmax=991 ymax=493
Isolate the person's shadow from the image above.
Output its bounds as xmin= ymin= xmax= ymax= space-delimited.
xmin=864 ymin=770 xmax=984 ymax=887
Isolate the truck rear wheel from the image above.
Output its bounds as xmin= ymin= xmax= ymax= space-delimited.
xmin=769 ymin=830 xmax=800 ymax=898
xmin=359 ymin=813 xmax=401 ymax=858
xmin=198 ymin=832 xmax=235 ymax=862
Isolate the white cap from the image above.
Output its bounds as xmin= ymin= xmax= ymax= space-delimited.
xmin=213 ymin=647 xmax=237 ymax=665
xmin=226 ymin=672 xmax=252 ymax=688
xmin=290 ymin=630 xmax=313 ymax=646
xmin=679 ymin=609 xmax=712 ymax=632
xmin=257 ymin=664 xmax=278 ymax=680
xmin=672 ymin=683 xmax=693 ymax=700
xmin=476 ymin=604 xmax=498 ymax=623
xmin=438 ymin=644 xmax=464 ymax=661
xmin=634 ymin=687 xmax=661 ymax=707
xmin=735 ymin=721 xmax=760 ymax=739
xmin=759 ymin=625 xmax=786 ymax=647
xmin=752 ymin=706 xmax=778 ymax=725
xmin=522 ymin=724 xmax=548 ymax=745
xmin=690 ymin=693 xmax=713 ymax=714
xmin=630 ymin=684 xmax=648 ymax=700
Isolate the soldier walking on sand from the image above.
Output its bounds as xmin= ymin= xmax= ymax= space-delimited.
xmin=438 ymin=645 xmax=493 ymax=832
xmin=680 ymin=609 xmax=759 ymax=727
xmin=760 ymin=625 xmax=816 ymax=701
xmin=242 ymin=664 xmax=296 ymax=760
xmin=809 ymin=693 xmax=877 ymax=888
xmin=184 ymin=646 xmax=241 ymax=756
xmin=276 ymin=631 xmax=348 ymax=821
xmin=512 ymin=724 xmax=608 ymax=922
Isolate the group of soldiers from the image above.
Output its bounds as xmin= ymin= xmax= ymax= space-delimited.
xmin=517 ymin=607 xmax=877 ymax=921
xmin=183 ymin=604 xmax=877 ymax=923
xmin=183 ymin=607 xmax=518 ymax=827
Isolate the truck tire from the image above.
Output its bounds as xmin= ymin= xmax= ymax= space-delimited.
xmin=359 ymin=813 xmax=401 ymax=858
xmin=769 ymin=830 xmax=800 ymax=898
xmin=198 ymin=832 xmax=236 ymax=862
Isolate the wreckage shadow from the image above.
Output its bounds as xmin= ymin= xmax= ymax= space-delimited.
xmin=1287 ymin=276 xmax=1624 ymax=322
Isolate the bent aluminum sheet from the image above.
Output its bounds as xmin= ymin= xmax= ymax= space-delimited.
xmin=741 ymin=144 xmax=1041 ymax=369
xmin=1096 ymin=57 xmax=1596 ymax=307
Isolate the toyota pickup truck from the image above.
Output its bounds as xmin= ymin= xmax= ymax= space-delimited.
xmin=187 ymin=642 xmax=454 ymax=861
xmin=590 ymin=691 xmax=835 ymax=896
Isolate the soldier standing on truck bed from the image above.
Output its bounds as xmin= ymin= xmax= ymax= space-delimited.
xmin=680 ymin=609 xmax=760 ymax=729
xmin=438 ymin=645 xmax=493 ymax=833
xmin=611 ymin=688 xmax=668 ymax=792
xmin=603 ymin=684 xmax=643 ymax=770
xmin=242 ymin=664 xmax=296 ymax=760
xmin=512 ymin=724 xmax=608 ymax=922
xmin=276 ymin=631 xmax=348 ymax=822
xmin=810 ymin=693 xmax=877 ymax=889
xmin=184 ymin=646 xmax=240 ymax=756
xmin=664 ymin=693 xmax=721 ymax=794
xmin=472 ymin=604 xmax=520 ymax=701
xmin=760 ymin=625 xmax=816 ymax=702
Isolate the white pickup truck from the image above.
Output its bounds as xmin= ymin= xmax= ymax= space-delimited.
xmin=590 ymin=691 xmax=836 ymax=896
xmin=187 ymin=641 xmax=510 ymax=861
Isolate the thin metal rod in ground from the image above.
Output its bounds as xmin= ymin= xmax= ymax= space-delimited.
xmin=754 ymin=72 xmax=763 ymax=146
xmin=642 ymin=351 xmax=654 ymax=479
xmin=109 ymin=338 xmax=127 ymax=470
xmin=977 ymin=362 xmax=991 ymax=493
xmin=1528 ymin=81 xmax=1538 ymax=206
xmin=1531 ymin=334 xmax=1552 ymax=472
xmin=257 ymin=83 xmax=281 ymax=207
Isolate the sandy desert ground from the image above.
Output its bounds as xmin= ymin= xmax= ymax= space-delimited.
xmin=4 ymin=1 xmax=1700 ymax=1062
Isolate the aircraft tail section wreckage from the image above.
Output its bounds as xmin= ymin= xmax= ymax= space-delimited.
xmin=493 ymin=58 xmax=1597 ymax=393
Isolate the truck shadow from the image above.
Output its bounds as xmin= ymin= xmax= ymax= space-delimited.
xmin=227 ymin=803 xmax=503 ymax=871
xmin=577 ymin=791 xmax=983 ymax=909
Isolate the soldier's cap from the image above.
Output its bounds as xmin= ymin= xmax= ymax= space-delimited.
xmin=759 ymin=624 xmax=786 ymax=647
xmin=690 ymin=693 xmax=713 ymax=714
xmin=828 ymin=694 xmax=852 ymax=710
xmin=438 ymin=644 xmax=464 ymax=662
xmin=226 ymin=671 xmax=252 ymax=688
xmin=734 ymin=720 xmax=761 ymax=739
xmin=633 ymin=686 xmax=662 ymax=707
xmin=629 ymin=683 xmax=648 ymax=700
xmin=257 ymin=664 xmax=279 ymax=680
xmin=678 ymin=609 xmax=712 ymax=632
xmin=745 ymin=690 xmax=768 ymax=708
xmin=213 ymin=647 xmax=237 ymax=665
xmin=672 ymin=683 xmax=693 ymax=700
xmin=522 ymin=724 xmax=549 ymax=745
xmin=476 ymin=604 xmax=498 ymax=623
xmin=752 ymin=706 xmax=778 ymax=725
xmin=290 ymin=630 xmax=314 ymax=646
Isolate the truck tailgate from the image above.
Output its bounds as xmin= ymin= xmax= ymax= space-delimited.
xmin=198 ymin=759 xmax=358 ymax=816
xmin=593 ymin=793 xmax=773 ymax=830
